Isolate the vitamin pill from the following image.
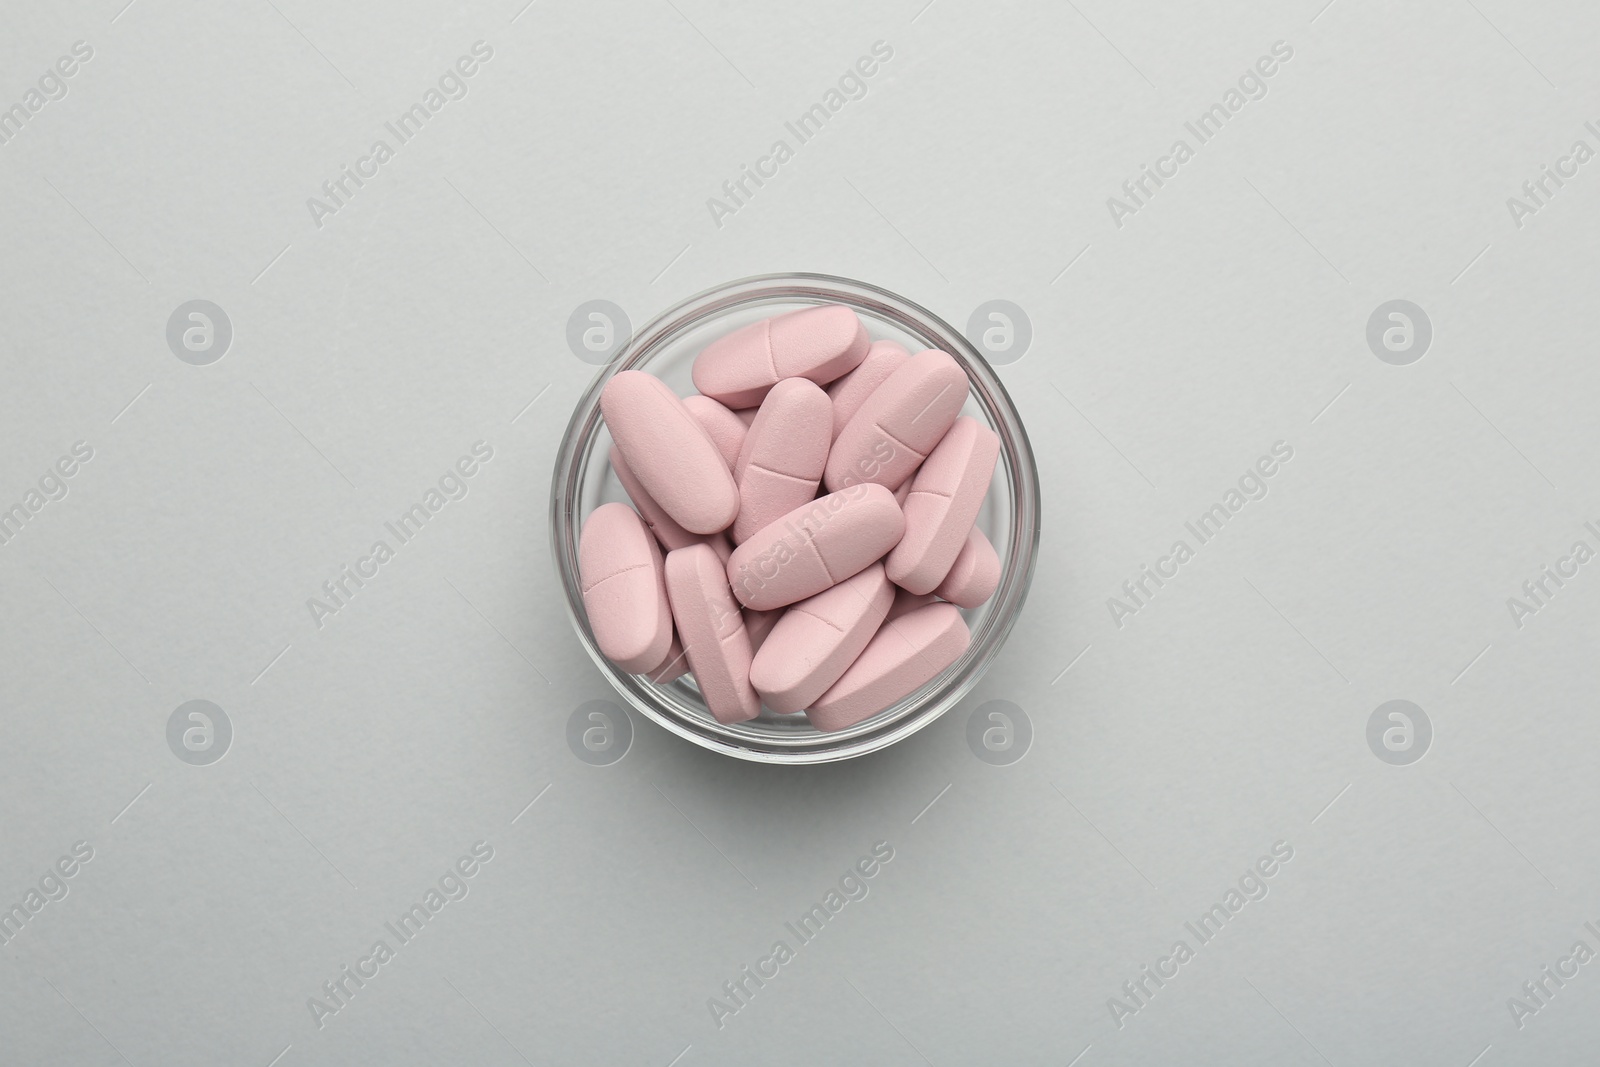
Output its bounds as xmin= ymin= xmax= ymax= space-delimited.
xmin=726 ymin=483 xmax=904 ymax=611
xmin=750 ymin=563 xmax=894 ymax=714
xmin=887 ymin=416 xmax=999 ymax=594
xmin=732 ymin=378 xmax=832 ymax=543
xmin=693 ymin=304 xmax=869 ymax=409
xmin=579 ymin=503 xmax=673 ymax=673
xmin=824 ymin=350 xmax=968 ymax=492
xmin=664 ymin=543 xmax=761 ymax=724
xmin=602 ymin=370 xmax=739 ymax=534
xmin=611 ymin=447 xmax=733 ymax=562
xmin=827 ymin=339 xmax=909 ymax=439
xmin=808 ymin=603 xmax=970 ymax=732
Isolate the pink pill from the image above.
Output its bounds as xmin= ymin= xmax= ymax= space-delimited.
xmin=744 ymin=608 xmax=782 ymax=654
xmin=936 ymin=527 xmax=1001 ymax=608
xmin=683 ymin=394 xmax=747 ymax=471
xmin=643 ymin=632 xmax=689 ymax=683
xmin=887 ymin=416 xmax=999 ymax=594
xmin=664 ymin=543 xmax=760 ymax=724
xmin=732 ymin=378 xmax=832 ymax=543
xmin=735 ymin=407 xmax=759 ymax=428
xmin=893 ymin=477 xmax=913 ymax=507
xmin=611 ymin=447 xmax=733 ymax=563
xmin=726 ymin=483 xmax=905 ymax=611
xmin=824 ymin=350 xmax=968 ymax=492
xmin=693 ymin=304 xmax=869 ymax=409
xmin=827 ymin=340 xmax=909 ymax=439
xmin=750 ymin=564 xmax=893 ymax=714
xmin=601 ymin=370 xmax=738 ymax=535
xmin=808 ymin=603 xmax=971 ymax=732
xmin=579 ymin=503 xmax=673 ymax=673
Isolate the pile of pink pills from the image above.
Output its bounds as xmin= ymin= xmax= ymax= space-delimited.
xmin=579 ymin=304 xmax=1001 ymax=732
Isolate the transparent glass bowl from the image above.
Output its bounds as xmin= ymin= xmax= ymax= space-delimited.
xmin=550 ymin=274 xmax=1040 ymax=763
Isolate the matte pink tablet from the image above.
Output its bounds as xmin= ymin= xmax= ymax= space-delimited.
xmin=579 ymin=503 xmax=673 ymax=673
xmin=693 ymin=305 xmax=869 ymax=409
xmin=664 ymin=544 xmax=760 ymax=724
xmin=824 ymin=350 xmax=968 ymax=492
xmin=827 ymin=340 xmax=909 ymax=439
xmin=726 ymin=483 xmax=905 ymax=611
xmin=611 ymin=447 xmax=732 ymax=562
xmin=643 ymin=633 xmax=689 ymax=683
xmin=808 ymin=603 xmax=971 ymax=732
xmin=935 ymin=527 xmax=1001 ymax=608
xmin=750 ymin=563 xmax=894 ymax=714
xmin=601 ymin=370 xmax=738 ymax=534
xmin=683 ymin=394 xmax=747 ymax=471
xmin=887 ymin=416 xmax=999 ymax=594
xmin=732 ymin=378 xmax=832 ymax=543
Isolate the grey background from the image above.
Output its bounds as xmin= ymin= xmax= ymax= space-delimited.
xmin=1 ymin=0 xmax=1596 ymax=1064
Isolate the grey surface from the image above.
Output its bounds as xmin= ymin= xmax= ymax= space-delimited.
xmin=1 ymin=0 xmax=1597 ymax=1064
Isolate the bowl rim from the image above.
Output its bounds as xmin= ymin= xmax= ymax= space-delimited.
xmin=550 ymin=272 xmax=1042 ymax=763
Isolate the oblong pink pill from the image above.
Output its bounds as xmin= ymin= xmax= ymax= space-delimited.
xmin=750 ymin=563 xmax=893 ymax=714
xmin=683 ymin=394 xmax=747 ymax=471
xmin=887 ymin=416 xmax=999 ymax=594
xmin=725 ymin=483 xmax=905 ymax=611
xmin=664 ymin=544 xmax=760 ymax=724
xmin=936 ymin=527 xmax=1001 ymax=608
xmin=824 ymin=350 xmax=968 ymax=492
xmin=611 ymin=447 xmax=733 ymax=564
xmin=827 ymin=340 xmax=909 ymax=439
xmin=808 ymin=603 xmax=971 ymax=732
xmin=602 ymin=371 xmax=738 ymax=534
xmin=693 ymin=304 xmax=869 ymax=409
xmin=579 ymin=503 xmax=672 ymax=673
xmin=732 ymin=378 xmax=832 ymax=543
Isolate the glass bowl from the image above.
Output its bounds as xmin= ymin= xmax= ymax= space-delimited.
xmin=550 ymin=273 xmax=1040 ymax=763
